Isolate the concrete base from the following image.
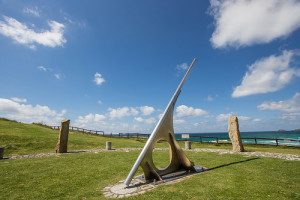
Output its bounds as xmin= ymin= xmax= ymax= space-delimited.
xmin=103 ymin=166 xmax=206 ymax=198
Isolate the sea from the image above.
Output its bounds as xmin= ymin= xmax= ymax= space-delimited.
xmin=175 ymin=131 xmax=300 ymax=147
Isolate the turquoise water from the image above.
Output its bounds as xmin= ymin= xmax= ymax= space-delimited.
xmin=176 ymin=131 xmax=300 ymax=147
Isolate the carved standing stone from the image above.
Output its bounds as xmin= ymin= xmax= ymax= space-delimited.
xmin=55 ymin=119 xmax=70 ymax=153
xmin=228 ymin=116 xmax=244 ymax=152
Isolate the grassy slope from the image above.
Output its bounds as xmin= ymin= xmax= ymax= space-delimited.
xmin=1 ymin=118 xmax=299 ymax=156
xmin=0 ymin=119 xmax=145 ymax=156
xmin=0 ymin=151 xmax=299 ymax=200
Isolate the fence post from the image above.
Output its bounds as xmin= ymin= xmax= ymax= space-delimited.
xmin=276 ymin=139 xmax=278 ymax=146
xmin=106 ymin=141 xmax=112 ymax=150
xmin=254 ymin=138 xmax=257 ymax=144
xmin=127 ymin=133 xmax=129 ymax=138
xmin=185 ymin=141 xmax=192 ymax=150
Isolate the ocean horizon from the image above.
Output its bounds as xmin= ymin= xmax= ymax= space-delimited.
xmin=175 ymin=130 xmax=300 ymax=147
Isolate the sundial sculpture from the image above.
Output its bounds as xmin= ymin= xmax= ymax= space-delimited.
xmin=124 ymin=58 xmax=203 ymax=187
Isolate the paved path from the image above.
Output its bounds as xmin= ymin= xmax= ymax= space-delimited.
xmin=6 ymin=147 xmax=300 ymax=161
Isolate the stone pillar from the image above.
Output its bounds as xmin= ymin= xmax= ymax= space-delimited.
xmin=0 ymin=147 xmax=4 ymax=159
xmin=55 ymin=119 xmax=70 ymax=153
xmin=228 ymin=116 xmax=244 ymax=152
xmin=106 ymin=141 xmax=112 ymax=150
xmin=185 ymin=141 xmax=192 ymax=150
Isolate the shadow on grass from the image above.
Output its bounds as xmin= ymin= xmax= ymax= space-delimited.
xmin=208 ymin=157 xmax=259 ymax=171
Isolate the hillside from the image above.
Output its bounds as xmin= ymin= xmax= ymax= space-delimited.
xmin=0 ymin=118 xmax=145 ymax=156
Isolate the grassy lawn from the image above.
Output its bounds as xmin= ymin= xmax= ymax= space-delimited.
xmin=0 ymin=118 xmax=300 ymax=199
xmin=1 ymin=118 xmax=299 ymax=156
xmin=1 ymin=151 xmax=299 ymax=200
xmin=0 ymin=118 xmax=145 ymax=156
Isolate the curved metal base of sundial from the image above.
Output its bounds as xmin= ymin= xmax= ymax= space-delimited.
xmin=140 ymin=116 xmax=196 ymax=182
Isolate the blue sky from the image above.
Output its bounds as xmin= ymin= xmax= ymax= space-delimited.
xmin=0 ymin=0 xmax=300 ymax=133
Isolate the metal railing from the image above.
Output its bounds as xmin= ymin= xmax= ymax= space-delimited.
xmin=179 ymin=135 xmax=300 ymax=146
xmin=52 ymin=126 xmax=104 ymax=135
xmin=51 ymin=126 xmax=300 ymax=147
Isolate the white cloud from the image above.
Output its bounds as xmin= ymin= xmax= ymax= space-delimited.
xmin=176 ymin=105 xmax=208 ymax=117
xmin=10 ymin=97 xmax=27 ymax=103
xmin=216 ymin=113 xmax=254 ymax=122
xmin=37 ymin=66 xmax=47 ymax=71
xmin=134 ymin=117 xmax=156 ymax=124
xmin=23 ymin=6 xmax=41 ymax=17
xmin=253 ymin=118 xmax=262 ymax=122
xmin=0 ymin=16 xmax=66 ymax=49
xmin=174 ymin=119 xmax=186 ymax=124
xmin=176 ymin=63 xmax=189 ymax=71
xmin=0 ymin=98 xmax=65 ymax=125
xmin=140 ymin=106 xmax=155 ymax=116
xmin=54 ymin=73 xmax=62 ymax=80
xmin=232 ymin=50 xmax=300 ymax=98
xmin=238 ymin=116 xmax=251 ymax=121
xmin=94 ymin=72 xmax=105 ymax=85
xmin=210 ymin=0 xmax=300 ymax=48
xmin=75 ymin=113 xmax=106 ymax=125
xmin=258 ymin=93 xmax=300 ymax=114
xmin=216 ymin=113 xmax=231 ymax=122
xmin=108 ymin=107 xmax=139 ymax=119
xmin=37 ymin=66 xmax=52 ymax=72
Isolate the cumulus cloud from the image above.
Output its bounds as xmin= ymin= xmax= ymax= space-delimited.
xmin=258 ymin=93 xmax=300 ymax=114
xmin=94 ymin=72 xmax=105 ymax=85
xmin=216 ymin=113 xmax=254 ymax=122
xmin=216 ymin=113 xmax=231 ymax=122
xmin=134 ymin=117 xmax=156 ymax=124
xmin=176 ymin=105 xmax=208 ymax=117
xmin=0 ymin=16 xmax=66 ymax=49
xmin=10 ymin=97 xmax=27 ymax=103
xmin=108 ymin=107 xmax=139 ymax=119
xmin=140 ymin=106 xmax=155 ymax=116
xmin=75 ymin=113 xmax=106 ymax=126
xmin=232 ymin=50 xmax=300 ymax=98
xmin=23 ymin=6 xmax=41 ymax=17
xmin=0 ymin=98 xmax=65 ymax=125
xmin=210 ymin=0 xmax=300 ymax=48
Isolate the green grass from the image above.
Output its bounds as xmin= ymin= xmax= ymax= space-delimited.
xmin=0 ymin=118 xmax=300 ymax=199
xmin=0 ymin=118 xmax=145 ymax=156
xmin=1 ymin=118 xmax=299 ymax=156
xmin=1 ymin=151 xmax=299 ymax=200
